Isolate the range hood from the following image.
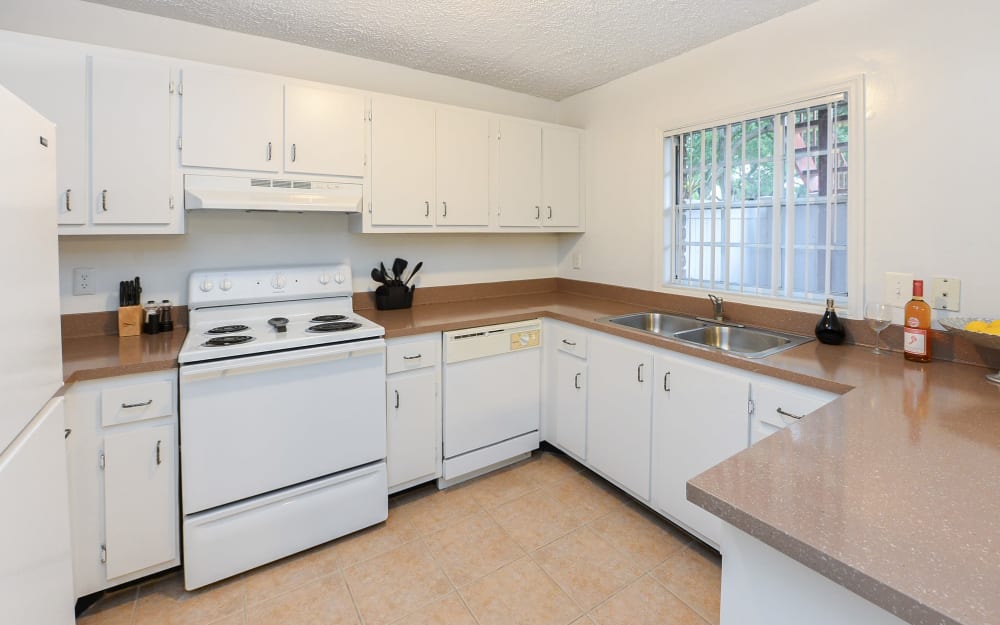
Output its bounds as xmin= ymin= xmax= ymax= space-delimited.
xmin=184 ymin=174 xmax=363 ymax=213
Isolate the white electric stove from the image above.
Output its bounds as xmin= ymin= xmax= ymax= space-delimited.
xmin=178 ymin=264 xmax=388 ymax=590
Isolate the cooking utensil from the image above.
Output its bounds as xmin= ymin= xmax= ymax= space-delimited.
xmin=371 ymin=267 xmax=385 ymax=283
xmin=392 ymin=258 xmax=407 ymax=284
xmin=380 ymin=262 xmax=390 ymax=284
xmin=404 ymin=261 xmax=423 ymax=286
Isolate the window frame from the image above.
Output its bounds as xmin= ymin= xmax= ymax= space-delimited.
xmin=654 ymin=76 xmax=865 ymax=319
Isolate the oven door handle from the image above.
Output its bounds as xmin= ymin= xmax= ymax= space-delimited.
xmin=181 ymin=342 xmax=385 ymax=382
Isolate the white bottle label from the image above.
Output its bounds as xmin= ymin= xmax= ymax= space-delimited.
xmin=904 ymin=327 xmax=928 ymax=355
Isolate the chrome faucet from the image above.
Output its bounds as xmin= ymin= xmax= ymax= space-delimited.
xmin=708 ymin=294 xmax=724 ymax=321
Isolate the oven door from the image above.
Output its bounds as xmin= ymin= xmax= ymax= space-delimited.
xmin=179 ymin=340 xmax=386 ymax=514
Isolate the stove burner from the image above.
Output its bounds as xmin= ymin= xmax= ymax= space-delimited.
xmin=306 ymin=322 xmax=363 ymax=333
xmin=206 ymin=324 xmax=250 ymax=334
xmin=202 ymin=335 xmax=254 ymax=347
xmin=311 ymin=314 xmax=348 ymax=323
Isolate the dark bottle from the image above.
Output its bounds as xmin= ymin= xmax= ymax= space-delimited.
xmin=815 ymin=298 xmax=846 ymax=345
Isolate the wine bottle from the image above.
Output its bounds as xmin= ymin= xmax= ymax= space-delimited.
xmin=815 ymin=298 xmax=846 ymax=345
xmin=903 ymin=280 xmax=932 ymax=362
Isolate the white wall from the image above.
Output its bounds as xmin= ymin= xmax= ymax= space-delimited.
xmin=558 ymin=0 xmax=1000 ymax=319
xmin=0 ymin=0 xmax=562 ymax=313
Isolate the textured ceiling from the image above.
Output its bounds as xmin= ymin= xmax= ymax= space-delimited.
xmin=82 ymin=0 xmax=816 ymax=100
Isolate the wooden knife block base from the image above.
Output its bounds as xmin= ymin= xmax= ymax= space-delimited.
xmin=117 ymin=305 xmax=143 ymax=337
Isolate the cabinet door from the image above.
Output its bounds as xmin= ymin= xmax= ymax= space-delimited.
xmin=103 ymin=423 xmax=177 ymax=580
xmin=91 ymin=55 xmax=172 ymax=224
xmin=0 ymin=38 xmax=87 ymax=225
xmin=587 ymin=334 xmax=653 ymax=499
xmin=284 ymin=84 xmax=365 ymax=177
xmin=553 ymin=352 xmax=587 ymax=461
xmin=386 ymin=370 xmax=438 ymax=489
xmin=497 ymin=119 xmax=542 ymax=226
xmin=652 ymin=354 xmax=749 ymax=547
xmin=370 ymin=95 xmax=436 ymax=226
xmin=180 ymin=66 xmax=282 ymax=172
xmin=542 ymin=126 xmax=581 ymax=227
xmin=435 ymin=107 xmax=489 ymax=226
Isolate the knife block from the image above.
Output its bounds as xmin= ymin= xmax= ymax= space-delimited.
xmin=117 ymin=305 xmax=143 ymax=337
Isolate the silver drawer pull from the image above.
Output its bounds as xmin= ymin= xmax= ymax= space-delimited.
xmin=548 ymin=205 xmax=553 ymax=219
xmin=155 ymin=440 xmax=162 ymax=465
xmin=394 ymin=389 xmax=400 ymax=409
xmin=64 ymin=428 xmax=72 ymax=439
xmin=402 ymin=354 xmax=422 ymax=360
xmin=425 ymin=201 xmax=430 ymax=217
xmin=637 ymin=363 xmax=644 ymax=383
xmin=663 ymin=371 xmax=671 ymax=392
xmin=535 ymin=205 xmax=540 ymax=219
xmin=776 ymin=407 xmax=804 ymax=420
xmin=442 ymin=201 xmax=447 ymax=217
xmin=290 ymin=143 xmax=297 ymax=162
xmin=121 ymin=399 xmax=153 ymax=409
xmin=101 ymin=189 xmax=108 ymax=211
xmin=574 ymin=372 xmax=581 ymax=389
xmin=266 ymin=142 xmax=272 ymax=161
xmin=561 ymin=339 xmax=576 ymax=346
xmin=65 ymin=189 xmax=72 ymax=211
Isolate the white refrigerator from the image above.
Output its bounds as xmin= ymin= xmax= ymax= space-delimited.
xmin=0 ymin=83 xmax=75 ymax=624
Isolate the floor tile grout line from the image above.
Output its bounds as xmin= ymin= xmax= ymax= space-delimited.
xmin=647 ymin=574 xmax=714 ymax=625
xmin=340 ymin=566 xmax=369 ymax=625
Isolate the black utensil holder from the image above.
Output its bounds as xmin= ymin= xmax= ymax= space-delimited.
xmin=375 ymin=285 xmax=414 ymax=310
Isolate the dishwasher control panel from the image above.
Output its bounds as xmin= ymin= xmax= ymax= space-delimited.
xmin=510 ymin=329 xmax=540 ymax=350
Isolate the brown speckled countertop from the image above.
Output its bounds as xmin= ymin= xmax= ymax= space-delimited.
xmin=62 ymin=330 xmax=186 ymax=383
xmin=359 ymin=289 xmax=999 ymax=625
xmin=62 ymin=284 xmax=999 ymax=625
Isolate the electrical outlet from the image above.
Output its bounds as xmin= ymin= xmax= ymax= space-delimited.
xmin=572 ymin=252 xmax=582 ymax=270
xmin=73 ymin=267 xmax=96 ymax=295
xmin=931 ymin=277 xmax=961 ymax=311
xmin=884 ymin=272 xmax=913 ymax=307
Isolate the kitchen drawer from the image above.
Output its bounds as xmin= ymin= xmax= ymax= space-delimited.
xmin=554 ymin=326 xmax=588 ymax=359
xmin=751 ymin=379 xmax=837 ymax=443
xmin=386 ymin=337 xmax=438 ymax=374
xmin=101 ymin=380 xmax=174 ymax=427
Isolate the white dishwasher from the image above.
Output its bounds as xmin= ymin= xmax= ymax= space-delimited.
xmin=442 ymin=319 xmax=541 ymax=483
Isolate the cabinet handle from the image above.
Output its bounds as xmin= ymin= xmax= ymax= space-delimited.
xmin=65 ymin=189 xmax=72 ymax=212
xmin=101 ymin=189 xmax=108 ymax=211
xmin=425 ymin=201 xmax=430 ymax=217
xmin=266 ymin=142 xmax=272 ymax=161
xmin=394 ymin=389 xmax=400 ymax=409
xmin=290 ymin=143 xmax=296 ymax=162
xmin=637 ymin=363 xmax=644 ymax=383
xmin=402 ymin=354 xmax=422 ymax=360
xmin=64 ymin=428 xmax=72 ymax=439
xmin=442 ymin=201 xmax=447 ymax=217
xmin=776 ymin=407 xmax=804 ymax=420
xmin=548 ymin=205 xmax=553 ymax=219
xmin=155 ymin=440 xmax=162 ymax=465
xmin=561 ymin=339 xmax=576 ymax=346
xmin=121 ymin=399 xmax=153 ymax=409
xmin=535 ymin=205 xmax=540 ymax=220
xmin=574 ymin=372 xmax=581 ymax=389
xmin=663 ymin=371 xmax=671 ymax=392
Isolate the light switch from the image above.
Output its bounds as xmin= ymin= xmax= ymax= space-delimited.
xmin=884 ymin=272 xmax=913 ymax=307
xmin=931 ymin=277 xmax=961 ymax=311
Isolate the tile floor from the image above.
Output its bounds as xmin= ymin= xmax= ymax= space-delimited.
xmin=77 ymin=452 xmax=722 ymax=625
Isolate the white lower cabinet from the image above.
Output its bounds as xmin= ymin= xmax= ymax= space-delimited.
xmin=385 ymin=333 xmax=441 ymax=493
xmin=64 ymin=370 xmax=180 ymax=598
xmin=651 ymin=353 xmax=750 ymax=548
xmin=749 ymin=376 xmax=837 ymax=444
xmin=552 ymin=352 xmax=587 ymax=461
xmin=586 ymin=333 xmax=653 ymax=500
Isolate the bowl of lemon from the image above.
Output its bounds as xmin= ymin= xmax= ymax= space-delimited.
xmin=939 ymin=318 xmax=1000 ymax=383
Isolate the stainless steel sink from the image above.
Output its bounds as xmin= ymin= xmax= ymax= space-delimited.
xmin=672 ymin=325 xmax=812 ymax=358
xmin=600 ymin=311 xmax=812 ymax=358
xmin=604 ymin=312 xmax=707 ymax=336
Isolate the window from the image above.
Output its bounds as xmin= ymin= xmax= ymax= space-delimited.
xmin=663 ymin=88 xmax=857 ymax=308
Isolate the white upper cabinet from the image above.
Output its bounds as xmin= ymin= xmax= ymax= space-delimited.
xmin=91 ymin=55 xmax=173 ymax=224
xmin=180 ymin=66 xmax=283 ymax=173
xmin=284 ymin=84 xmax=366 ymax=177
xmin=370 ymin=95 xmax=436 ymax=226
xmin=497 ymin=119 xmax=583 ymax=229
xmin=435 ymin=107 xmax=490 ymax=226
xmin=542 ymin=126 xmax=581 ymax=227
xmin=497 ymin=119 xmax=544 ymax=227
xmin=0 ymin=37 xmax=88 ymax=226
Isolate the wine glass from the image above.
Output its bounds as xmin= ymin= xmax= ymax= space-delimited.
xmin=865 ymin=302 xmax=893 ymax=355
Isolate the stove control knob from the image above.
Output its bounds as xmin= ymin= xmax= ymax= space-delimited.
xmin=318 ymin=272 xmax=331 ymax=285
xmin=220 ymin=278 xmax=233 ymax=291
xmin=199 ymin=279 xmax=214 ymax=292
xmin=271 ymin=274 xmax=286 ymax=290
xmin=334 ymin=272 xmax=346 ymax=284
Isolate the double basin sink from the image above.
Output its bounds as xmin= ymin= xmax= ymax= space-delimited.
xmin=603 ymin=312 xmax=812 ymax=359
